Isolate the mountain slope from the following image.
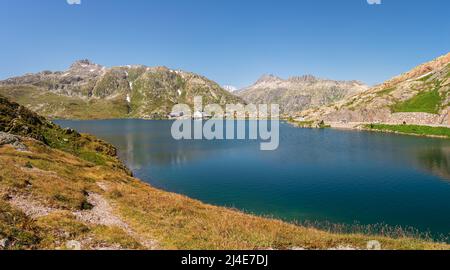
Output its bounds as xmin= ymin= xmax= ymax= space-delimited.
xmin=299 ymin=53 xmax=450 ymax=125
xmin=0 ymin=60 xmax=244 ymax=119
xmin=237 ymin=74 xmax=368 ymax=115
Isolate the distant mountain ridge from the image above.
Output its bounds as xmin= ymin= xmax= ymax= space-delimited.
xmin=236 ymin=74 xmax=368 ymax=114
xmin=299 ymin=52 xmax=450 ymax=126
xmin=222 ymin=85 xmax=238 ymax=92
xmin=0 ymin=60 xmax=244 ymax=119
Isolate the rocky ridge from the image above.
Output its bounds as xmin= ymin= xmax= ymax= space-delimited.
xmin=0 ymin=60 xmax=244 ymax=119
xmin=237 ymin=74 xmax=368 ymax=115
xmin=298 ymin=53 xmax=450 ymax=126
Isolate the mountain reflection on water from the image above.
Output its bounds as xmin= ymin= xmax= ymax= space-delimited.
xmin=115 ymin=121 xmax=450 ymax=183
xmin=417 ymin=146 xmax=450 ymax=181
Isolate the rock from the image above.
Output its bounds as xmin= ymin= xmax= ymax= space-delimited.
xmin=64 ymin=128 xmax=78 ymax=135
xmin=238 ymin=74 xmax=368 ymax=114
xmin=367 ymin=240 xmax=382 ymax=250
xmin=66 ymin=240 xmax=82 ymax=250
xmin=0 ymin=132 xmax=28 ymax=151
xmin=291 ymin=246 xmax=306 ymax=250
xmin=2 ymin=194 xmax=13 ymax=201
xmin=0 ymin=238 xmax=9 ymax=249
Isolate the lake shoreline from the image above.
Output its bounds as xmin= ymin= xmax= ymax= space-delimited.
xmin=55 ymin=119 xmax=450 ymax=243
xmin=288 ymin=119 xmax=450 ymax=140
xmin=4 ymin=133 xmax=450 ymax=250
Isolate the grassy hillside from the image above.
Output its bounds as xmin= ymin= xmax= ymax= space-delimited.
xmin=0 ymin=85 xmax=130 ymax=120
xmin=0 ymin=61 xmax=245 ymax=120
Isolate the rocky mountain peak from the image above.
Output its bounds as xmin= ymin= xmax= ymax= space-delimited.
xmin=70 ymin=59 xmax=95 ymax=67
xmin=67 ymin=59 xmax=105 ymax=79
xmin=255 ymin=74 xmax=282 ymax=84
xmin=0 ymin=60 xmax=244 ymax=120
xmin=288 ymin=75 xmax=318 ymax=83
xmin=223 ymin=85 xmax=238 ymax=92
xmin=69 ymin=59 xmax=103 ymax=72
xmin=238 ymin=73 xmax=369 ymax=114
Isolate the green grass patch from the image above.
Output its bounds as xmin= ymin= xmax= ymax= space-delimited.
xmin=298 ymin=120 xmax=315 ymax=127
xmin=391 ymin=84 xmax=443 ymax=114
xmin=317 ymin=120 xmax=331 ymax=129
xmin=365 ymin=124 xmax=450 ymax=138
xmin=78 ymin=151 xmax=107 ymax=166
xmin=294 ymin=120 xmax=315 ymax=128
xmin=288 ymin=119 xmax=330 ymax=129
xmin=376 ymin=87 xmax=396 ymax=96
xmin=0 ymin=200 xmax=42 ymax=249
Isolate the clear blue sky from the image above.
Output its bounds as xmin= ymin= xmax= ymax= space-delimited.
xmin=1 ymin=0 xmax=449 ymax=88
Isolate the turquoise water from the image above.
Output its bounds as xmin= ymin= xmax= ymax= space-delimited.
xmin=56 ymin=120 xmax=450 ymax=238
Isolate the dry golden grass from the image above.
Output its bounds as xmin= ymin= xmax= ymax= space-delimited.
xmin=1 ymin=138 xmax=449 ymax=250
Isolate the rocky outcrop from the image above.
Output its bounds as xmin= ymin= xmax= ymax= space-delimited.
xmin=0 ymin=132 xmax=28 ymax=151
xmin=0 ymin=95 xmax=49 ymax=142
xmin=237 ymin=74 xmax=368 ymax=115
xmin=0 ymin=94 xmax=122 ymax=166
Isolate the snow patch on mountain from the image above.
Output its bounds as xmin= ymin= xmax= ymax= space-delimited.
xmin=223 ymin=85 xmax=238 ymax=92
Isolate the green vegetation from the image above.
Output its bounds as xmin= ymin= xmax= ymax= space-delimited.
xmin=0 ymin=95 xmax=122 ymax=167
xmin=0 ymin=197 xmax=142 ymax=250
xmin=0 ymin=86 xmax=130 ymax=120
xmin=365 ymin=124 xmax=450 ymax=138
xmin=376 ymin=87 xmax=396 ymax=96
xmin=92 ymin=70 xmax=128 ymax=98
xmin=291 ymin=120 xmax=314 ymax=128
xmin=0 ymin=200 xmax=41 ymax=249
xmin=126 ymin=67 xmax=146 ymax=82
xmin=391 ymin=83 xmax=443 ymax=114
xmin=344 ymin=98 xmax=357 ymax=107
xmin=318 ymin=120 xmax=331 ymax=129
xmin=289 ymin=119 xmax=330 ymax=129
xmin=0 ymin=64 xmax=245 ymax=120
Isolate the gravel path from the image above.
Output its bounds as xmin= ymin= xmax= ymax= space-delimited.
xmin=8 ymin=193 xmax=57 ymax=218
xmin=6 ymin=189 xmax=157 ymax=249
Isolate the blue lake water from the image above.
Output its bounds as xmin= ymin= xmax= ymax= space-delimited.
xmin=56 ymin=120 xmax=450 ymax=238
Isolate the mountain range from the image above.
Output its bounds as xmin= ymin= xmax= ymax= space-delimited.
xmin=1 ymin=54 xmax=449 ymax=124
xmin=298 ymin=52 xmax=450 ymax=126
xmin=0 ymin=60 xmax=372 ymax=119
xmin=0 ymin=60 xmax=243 ymax=119
xmin=236 ymin=74 xmax=368 ymax=115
